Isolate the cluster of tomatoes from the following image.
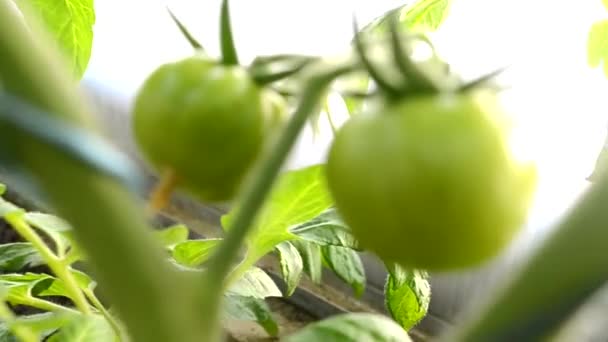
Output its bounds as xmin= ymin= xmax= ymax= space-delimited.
xmin=132 ymin=30 xmax=537 ymax=271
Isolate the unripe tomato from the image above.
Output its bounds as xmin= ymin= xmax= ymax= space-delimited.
xmin=326 ymin=90 xmax=537 ymax=270
xmin=133 ymin=56 xmax=286 ymax=202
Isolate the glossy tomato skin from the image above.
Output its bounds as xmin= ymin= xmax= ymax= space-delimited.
xmin=327 ymin=90 xmax=537 ymax=270
xmin=133 ymin=56 xmax=285 ymax=202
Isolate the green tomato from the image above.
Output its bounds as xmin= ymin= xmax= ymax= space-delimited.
xmin=326 ymin=90 xmax=537 ymax=270
xmin=133 ymin=56 xmax=286 ymax=202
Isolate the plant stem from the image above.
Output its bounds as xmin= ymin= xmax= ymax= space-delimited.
xmin=0 ymin=299 xmax=38 ymax=342
xmin=448 ymin=172 xmax=608 ymax=341
xmin=19 ymin=297 xmax=79 ymax=314
xmin=197 ymin=63 xmax=356 ymax=341
xmin=84 ymin=288 xmax=124 ymax=340
xmin=0 ymin=2 xmax=204 ymax=341
xmin=148 ymin=168 xmax=178 ymax=213
xmin=4 ymin=212 xmax=91 ymax=315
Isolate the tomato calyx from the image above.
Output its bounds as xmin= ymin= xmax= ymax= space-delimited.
xmin=352 ymin=12 xmax=505 ymax=105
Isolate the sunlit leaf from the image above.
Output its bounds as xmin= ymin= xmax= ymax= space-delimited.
xmin=401 ymin=0 xmax=451 ymax=32
xmin=222 ymin=165 xmax=333 ymax=261
xmin=154 ymin=224 xmax=189 ymax=249
xmin=360 ymin=0 xmax=451 ymax=36
xmin=587 ymin=20 xmax=608 ymax=77
xmin=284 ymin=312 xmax=412 ymax=342
xmin=385 ymin=265 xmax=430 ymax=330
xmin=275 ymin=242 xmax=303 ymax=296
xmin=172 ymin=239 xmax=222 ymax=267
xmin=15 ymin=0 xmax=95 ymax=78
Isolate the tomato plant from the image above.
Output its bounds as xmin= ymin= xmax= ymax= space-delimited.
xmin=2 ymin=0 xmax=608 ymax=342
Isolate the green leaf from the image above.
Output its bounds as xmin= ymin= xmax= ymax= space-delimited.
xmin=47 ymin=314 xmax=114 ymax=342
xmin=0 ymin=243 xmax=44 ymax=271
xmin=15 ymin=0 xmax=95 ymax=78
xmin=291 ymin=240 xmax=322 ymax=284
xmin=401 ymin=0 xmax=451 ymax=32
xmin=227 ymin=267 xmax=281 ymax=299
xmin=0 ymin=270 xmax=93 ymax=306
xmin=154 ymin=224 xmax=189 ymax=249
xmin=222 ymin=164 xmax=333 ymax=261
xmin=0 ymin=183 xmax=6 ymax=196
xmin=0 ymin=273 xmax=56 ymax=306
xmin=37 ymin=269 xmax=96 ymax=298
xmin=172 ymin=239 xmax=222 ymax=267
xmin=224 ymin=295 xmax=278 ymax=337
xmin=360 ymin=0 xmax=450 ymax=37
xmin=385 ymin=265 xmax=431 ymax=330
xmin=284 ymin=312 xmax=412 ymax=342
xmin=24 ymin=212 xmax=75 ymax=255
xmin=275 ymin=242 xmax=303 ymax=296
xmin=587 ymin=20 xmax=608 ymax=77
xmin=7 ymin=312 xmax=79 ymax=339
xmin=290 ymin=209 xmax=359 ymax=249
xmin=321 ymin=246 xmax=365 ymax=297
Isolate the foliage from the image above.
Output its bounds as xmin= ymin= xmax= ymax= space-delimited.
xmin=284 ymin=313 xmax=412 ymax=342
xmin=385 ymin=265 xmax=430 ymax=330
xmin=14 ymin=0 xmax=95 ymax=79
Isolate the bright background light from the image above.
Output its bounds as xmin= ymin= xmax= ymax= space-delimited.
xmin=84 ymin=0 xmax=608 ymax=238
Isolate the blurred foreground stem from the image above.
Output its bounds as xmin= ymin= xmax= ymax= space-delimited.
xmin=0 ymin=1 xmax=205 ymax=341
xmin=197 ymin=63 xmax=357 ymax=341
xmin=450 ymin=174 xmax=608 ymax=341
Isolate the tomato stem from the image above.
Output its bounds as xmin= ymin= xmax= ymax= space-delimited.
xmin=352 ymin=18 xmax=402 ymax=96
xmin=250 ymin=56 xmax=316 ymax=86
xmin=219 ymin=0 xmax=239 ymax=65
xmin=387 ymin=13 xmax=439 ymax=93
xmin=148 ymin=168 xmax=178 ymax=213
